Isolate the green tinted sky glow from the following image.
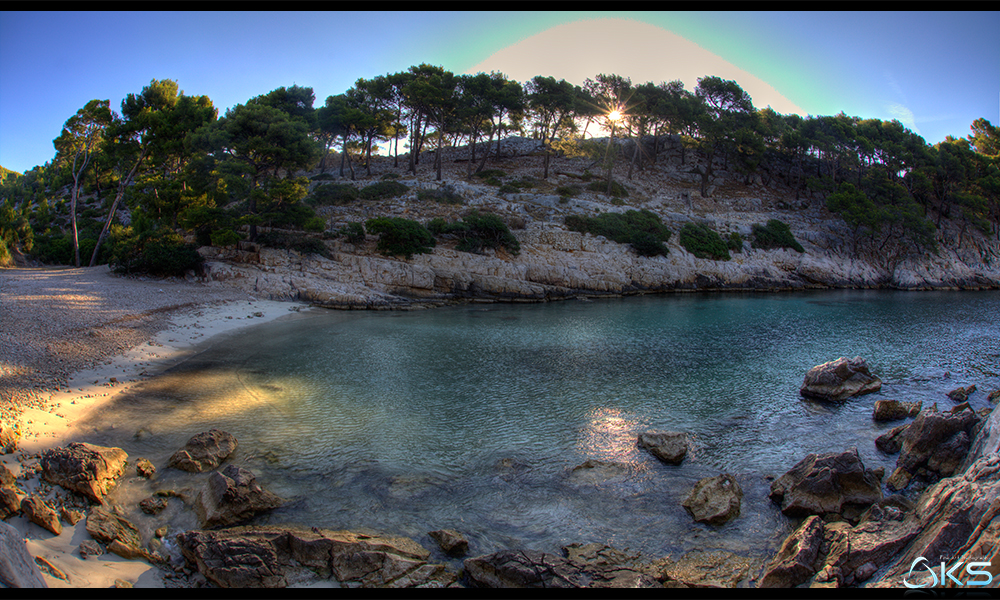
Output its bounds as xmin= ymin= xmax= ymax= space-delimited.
xmin=1 ymin=10 xmax=997 ymax=174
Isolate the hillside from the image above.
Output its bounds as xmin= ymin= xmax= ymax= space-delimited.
xmin=193 ymin=135 xmax=1000 ymax=308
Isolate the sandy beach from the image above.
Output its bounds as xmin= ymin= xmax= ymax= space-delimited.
xmin=1 ymin=265 xmax=309 ymax=588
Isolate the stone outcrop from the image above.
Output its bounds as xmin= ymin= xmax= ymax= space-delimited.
xmin=947 ymin=384 xmax=977 ymax=402
xmin=800 ymin=357 xmax=882 ymax=402
xmin=0 ymin=488 xmax=19 ymax=520
xmin=194 ymin=465 xmax=283 ymax=529
xmin=656 ymin=550 xmax=752 ymax=588
xmin=875 ymin=424 xmax=907 ymax=454
xmin=177 ymin=526 xmax=458 ymax=588
xmin=0 ymin=521 xmax=46 ymax=588
xmin=885 ymin=403 xmax=981 ymax=491
xmin=681 ymin=474 xmax=743 ymax=526
xmin=463 ymin=548 xmax=661 ymax=588
xmin=168 ymin=429 xmax=238 ymax=473
xmin=769 ymin=447 xmax=883 ymax=518
xmin=85 ymin=506 xmax=158 ymax=563
xmin=428 ymin=529 xmax=468 ymax=556
xmin=0 ymin=422 xmax=17 ymax=454
xmin=20 ymin=496 xmax=61 ymax=536
xmin=40 ymin=442 xmax=128 ymax=503
xmin=872 ymin=399 xmax=921 ymax=422
xmin=637 ymin=431 xmax=689 ymax=465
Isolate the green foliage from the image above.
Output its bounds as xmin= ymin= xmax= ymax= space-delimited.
xmin=474 ymin=169 xmax=506 ymax=180
xmin=109 ymin=227 xmax=203 ymax=276
xmin=751 ymin=219 xmax=805 ymax=253
xmin=309 ymin=183 xmax=359 ymax=205
xmin=310 ymin=173 xmax=336 ymax=181
xmin=255 ymin=231 xmax=330 ymax=257
xmin=358 ymin=180 xmax=409 ymax=201
xmin=727 ymin=231 xmax=744 ymax=253
xmin=338 ymin=222 xmax=366 ymax=244
xmin=497 ymin=184 xmax=519 ymax=195
xmin=364 ymin=216 xmax=435 ymax=258
xmin=679 ymin=222 xmax=731 ymax=260
xmin=433 ymin=210 xmax=520 ymax=255
xmin=556 ymin=184 xmax=581 ymax=198
xmin=209 ymin=228 xmax=242 ymax=247
xmin=586 ymin=180 xmax=630 ymax=198
xmin=565 ymin=209 xmax=671 ymax=256
xmin=381 ymin=172 xmax=400 ymax=180
xmin=416 ymin=184 xmax=463 ymax=204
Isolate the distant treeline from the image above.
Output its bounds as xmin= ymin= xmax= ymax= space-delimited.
xmin=1 ymin=65 xmax=998 ymax=272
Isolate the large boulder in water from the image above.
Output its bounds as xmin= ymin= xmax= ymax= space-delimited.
xmin=886 ymin=402 xmax=981 ymax=491
xmin=637 ymin=431 xmax=688 ymax=464
xmin=195 ymin=465 xmax=283 ymax=529
xmin=681 ymin=474 xmax=743 ymax=526
xmin=800 ymin=357 xmax=882 ymax=402
xmin=40 ymin=442 xmax=128 ymax=503
xmin=769 ymin=447 xmax=883 ymax=518
xmin=168 ymin=429 xmax=238 ymax=472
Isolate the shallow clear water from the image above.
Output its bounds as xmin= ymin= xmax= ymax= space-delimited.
xmin=80 ymin=290 xmax=1000 ymax=564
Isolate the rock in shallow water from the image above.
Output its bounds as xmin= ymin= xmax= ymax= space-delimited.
xmin=800 ymin=357 xmax=882 ymax=402
xmin=168 ymin=429 xmax=238 ymax=473
xmin=637 ymin=431 xmax=689 ymax=464
xmin=681 ymin=474 xmax=743 ymax=526
xmin=769 ymin=447 xmax=882 ymax=518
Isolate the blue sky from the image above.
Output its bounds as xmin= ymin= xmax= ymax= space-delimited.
xmin=1 ymin=10 xmax=997 ymax=175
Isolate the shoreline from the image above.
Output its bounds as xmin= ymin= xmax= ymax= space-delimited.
xmin=2 ymin=291 xmax=311 ymax=588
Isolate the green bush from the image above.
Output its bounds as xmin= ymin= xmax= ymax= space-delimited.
xmin=210 ymin=229 xmax=243 ymax=247
xmin=751 ymin=219 xmax=805 ymax=253
xmin=359 ymin=180 xmax=409 ymax=201
xmin=339 ymin=222 xmax=366 ymax=244
xmin=556 ymin=185 xmax=581 ymax=198
xmin=309 ymin=183 xmax=359 ymax=206
xmin=727 ymin=231 xmax=744 ymax=253
xmin=109 ymin=227 xmax=203 ymax=276
xmin=497 ymin=184 xmax=519 ymax=195
xmin=564 ymin=209 xmax=671 ymax=257
xmin=310 ymin=173 xmax=336 ymax=181
xmin=256 ymin=231 xmax=330 ymax=257
xmin=364 ymin=217 xmax=436 ymax=259
xmin=380 ymin=173 xmax=400 ymax=180
xmin=451 ymin=211 xmax=520 ymax=255
xmin=586 ymin=179 xmax=629 ymax=198
xmin=474 ymin=169 xmax=506 ymax=181
xmin=416 ymin=184 xmax=463 ymax=205
xmin=679 ymin=222 xmax=730 ymax=261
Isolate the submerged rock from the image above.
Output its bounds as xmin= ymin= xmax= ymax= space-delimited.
xmin=40 ymin=442 xmax=128 ymax=503
xmin=168 ymin=429 xmax=238 ymax=473
xmin=947 ymin=384 xmax=977 ymax=402
xmin=800 ymin=357 xmax=882 ymax=402
xmin=194 ymin=465 xmax=283 ymax=529
xmin=769 ymin=447 xmax=882 ymax=518
xmin=637 ymin=431 xmax=689 ymax=464
xmin=681 ymin=474 xmax=743 ymax=526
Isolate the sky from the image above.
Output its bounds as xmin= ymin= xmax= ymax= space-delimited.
xmin=1 ymin=10 xmax=997 ymax=175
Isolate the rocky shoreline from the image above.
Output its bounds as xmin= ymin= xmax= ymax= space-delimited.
xmin=3 ymin=355 xmax=999 ymax=589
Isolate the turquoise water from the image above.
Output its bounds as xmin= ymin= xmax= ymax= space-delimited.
xmin=82 ymin=290 xmax=1000 ymax=564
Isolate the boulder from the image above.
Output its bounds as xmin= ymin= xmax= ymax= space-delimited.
xmin=177 ymin=526 xmax=457 ymax=588
xmin=139 ymin=497 xmax=167 ymax=515
xmin=20 ymin=496 xmax=61 ymax=536
xmin=0 ymin=488 xmax=20 ymax=520
xmin=758 ymin=515 xmax=825 ymax=588
xmin=428 ymin=529 xmax=468 ymax=556
xmin=947 ymin=384 xmax=977 ymax=402
xmin=872 ymin=400 xmax=922 ymax=422
xmin=168 ymin=429 xmax=238 ymax=472
xmin=78 ymin=539 xmax=104 ymax=559
xmin=0 ymin=422 xmax=18 ymax=454
xmin=637 ymin=431 xmax=689 ymax=464
xmin=659 ymin=550 xmax=751 ymax=588
xmin=60 ymin=507 xmax=83 ymax=526
xmin=681 ymin=474 xmax=743 ymax=526
xmin=85 ymin=506 xmax=151 ymax=562
xmin=40 ymin=442 xmax=128 ymax=503
xmin=135 ymin=458 xmax=156 ymax=479
xmin=194 ymin=465 xmax=283 ymax=529
xmin=0 ymin=520 xmax=47 ymax=588
xmin=800 ymin=357 xmax=882 ymax=402
xmin=887 ymin=403 xmax=981 ymax=491
xmin=0 ymin=462 xmax=16 ymax=488
xmin=875 ymin=424 xmax=908 ymax=454
xmin=463 ymin=548 xmax=660 ymax=588
xmin=769 ymin=447 xmax=883 ymax=517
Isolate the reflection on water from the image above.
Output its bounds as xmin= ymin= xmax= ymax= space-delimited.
xmin=78 ymin=290 xmax=1000 ymax=564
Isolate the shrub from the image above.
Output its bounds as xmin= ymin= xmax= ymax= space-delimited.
xmin=109 ymin=227 xmax=203 ymax=276
xmin=416 ymin=184 xmax=463 ymax=205
xmin=497 ymin=184 xmax=519 ymax=195
xmin=556 ymin=185 xmax=581 ymax=198
xmin=380 ymin=173 xmax=400 ymax=180
xmin=727 ymin=231 xmax=744 ymax=253
xmin=565 ymin=210 xmax=671 ymax=256
xmin=474 ymin=169 xmax=506 ymax=180
xmin=452 ymin=211 xmax=520 ymax=255
xmin=751 ymin=219 xmax=805 ymax=253
xmin=359 ymin=180 xmax=409 ymax=201
xmin=339 ymin=222 xmax=366 ymax=244
xmin=210 ymin=229 xmax=242 ymax=247
xmin=310 ymin=173 xmax=336 ymax=181
xmin=586 ymin=179 xmax=629 ymax=198
xmin=256 ymin=231 xmax=330 ymax=257
xmin=679 ymin=222 xmax=730 ymax=261
xmin=364 ymin=217 xmax=435 ymax=259
xmin=309 ymin=183 xmax=359 ymax=206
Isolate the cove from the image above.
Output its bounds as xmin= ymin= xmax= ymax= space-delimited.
xmin=77 ymin=289 xmax=1000 ymax=565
